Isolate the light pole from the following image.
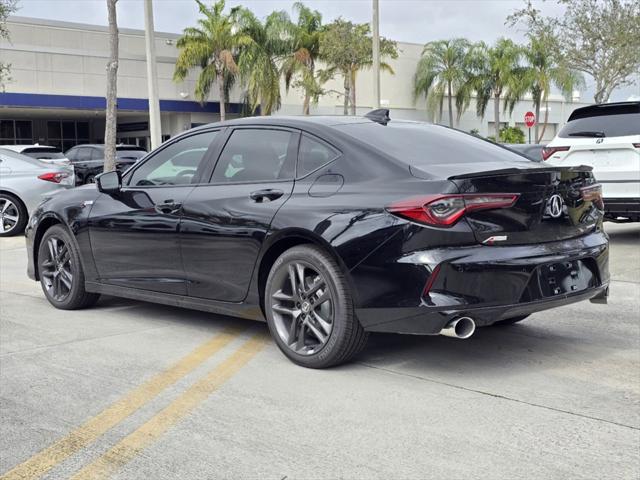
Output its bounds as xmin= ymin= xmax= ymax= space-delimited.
xmin=144 ymin=0 xmax=162 ymax=150
xmin=372 ymin=0 xmax=380 ymax=109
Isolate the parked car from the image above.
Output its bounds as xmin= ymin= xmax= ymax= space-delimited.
xmin=502 ymin=143 xmax=546 ymax=161
xmin=544 ymin=101 xmax=640 ymax=222
xmin=1 ymin=145 xmax=70 ymax=166
xmin=0 ymin=148 xmax=74 ymax=236
xmin=26 ymin=112 xmax=609 ymax=368
xmin=65 ymin=144 xmax=147 ymax=184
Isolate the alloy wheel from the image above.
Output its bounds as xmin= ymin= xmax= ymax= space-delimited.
xmin=40 ymin=236 xmax=74 ymax=302
xmin=0 ymin=198 xmax=20 ymax=234
xmin=270 ymin=261 xmax=334 ymax=355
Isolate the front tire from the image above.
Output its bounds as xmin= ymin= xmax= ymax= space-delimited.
xmin=265 ymin=245 xmax=368 ymax=368
xmin=38 ymin=225 xmax=100 ymax=310
xmin=0 ymin=193 xmax=28 ymax=237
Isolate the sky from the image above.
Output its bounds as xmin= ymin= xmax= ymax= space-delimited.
xmin=11 ymin=0 xmax=640 ymax=102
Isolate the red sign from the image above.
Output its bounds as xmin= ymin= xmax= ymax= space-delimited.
xmin=524 ymin=111 xmax=536 ymax=128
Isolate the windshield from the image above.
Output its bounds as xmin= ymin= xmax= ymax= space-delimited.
xmin=21 ymin=148 xmax=66 ymax=160
xmin=336 ymin=121 xmax=527 ymax=165
xmin=558 ymin=113 xmax=640 ymax=138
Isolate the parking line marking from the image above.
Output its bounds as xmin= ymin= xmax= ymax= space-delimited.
xmin=70 ymin=333 xmax=267 ymax=480
xmin=0 ymin=329 xmax=242 ymax=480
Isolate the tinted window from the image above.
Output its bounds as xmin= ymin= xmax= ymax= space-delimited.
xmin=22 ymin=148 xmax=66 ymax=160
xmin=116 ymin=150 xmax=146 ymax=161
xmin=90 ymin=148 xmax=103 ymax=160
xmin=337 ymin=122 xmax=526 ymax=165
xmin=297 ymin=135 xmax=339 ymax=177
xmin=211 ymin=129 xmax=294 ymax=183
xmin=128 ymin=131 xmax=217 ymax=187
xmin=76 ymin=148 xmax=92 ymax=161
xmin=65 ymin=148 xmax=78 ymax=160
xmin=558 ymin=113 xmax=640 ymax=138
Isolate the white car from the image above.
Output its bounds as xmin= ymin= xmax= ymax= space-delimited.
xmin=0 ymin=149 xmax=74 ymax=236
xmin=1 ymin=145 xmax=71 ymax=166
xmin=544 ymin=101 xmax=640 ymax=222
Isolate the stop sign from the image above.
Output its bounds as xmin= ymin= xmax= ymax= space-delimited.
xmin=525 ymin=111 xmax=536 ymax=128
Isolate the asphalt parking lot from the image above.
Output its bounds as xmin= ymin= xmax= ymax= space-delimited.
xmin=1 ymin=223 xmax=639 ymax=479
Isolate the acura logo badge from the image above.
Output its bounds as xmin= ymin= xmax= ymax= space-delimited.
xmin=546 ymin=194 xmax=564 ymax=218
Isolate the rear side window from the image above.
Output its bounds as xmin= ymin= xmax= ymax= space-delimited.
xmin=337 ymin=122 xmax=524 ymax=165
xmin=211 ymin=129 xmax=294 ymax=183
xmin=297 ymin=135 xmax=339 ymax=177
xmin=558 ymin=113 xmax=640 ymax=138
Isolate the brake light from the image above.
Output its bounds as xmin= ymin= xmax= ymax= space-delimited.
xmin=387 ymin=193 xmax=519 ymax=227
xmin=38 ymin=172 xmax=70 ymax=183
xmin=581 ymin=184 xmax=604 ymax=210
xmin=541 ymin=146 xmax=570 ymax=160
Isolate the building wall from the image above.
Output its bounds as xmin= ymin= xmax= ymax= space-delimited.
xmin=1 ymin=16 xmax=591 ymax=149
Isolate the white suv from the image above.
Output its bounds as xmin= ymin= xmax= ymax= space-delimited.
xmin=544 ymin=101 xmax=640 ymax=222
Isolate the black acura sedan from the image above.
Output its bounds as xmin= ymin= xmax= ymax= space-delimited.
xmin=25 ymin=112 xmax=609 ymax=368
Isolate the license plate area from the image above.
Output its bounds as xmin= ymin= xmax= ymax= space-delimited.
xmin=538 ymin=259 xmax=596 ymax=298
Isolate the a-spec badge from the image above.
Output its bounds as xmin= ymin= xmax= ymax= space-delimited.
xmin=482 ymin=235 xmax=508 ymax=245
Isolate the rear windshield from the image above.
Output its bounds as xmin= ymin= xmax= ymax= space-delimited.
xmin=336 ymin=122 xmax=527 ymax=165
xmin=116 ymin=149 xmax=146 ymax=160
xmin=558 ymin=113 xmax=640 ymax=138
xmin=21 ymin=147 xmax=66 ymax=160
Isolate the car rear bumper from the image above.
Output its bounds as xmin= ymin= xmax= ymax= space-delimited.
xmin=355 ymin=230 xmax=609 ymax=335
xmin=604 ymin=197 xmax=640 ymax=220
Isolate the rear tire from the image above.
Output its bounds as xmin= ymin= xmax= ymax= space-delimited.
xmin=0 ymin=193 xmax=28 ymax=237
xmin=492 ymin=314 xmax=530 ymax=326
xmin=264 ymin=245 xmax=368 ymax=368
xmin=85 ymin=174 xmax=96 ymax=184
xmin=38 ymin=224 xmax=100 ymax=310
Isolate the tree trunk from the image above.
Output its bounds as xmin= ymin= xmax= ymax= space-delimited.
xmin=343 ymin=72 xmax=350 ymax=115
xmin=494 ymin=93 xmax=500 ymax=142
xmin=447 ymin=80 xmax=453 ymax=128
xmin=350 ymin=69 xmax=356 ymax=116
xmin=218 ymin=76 xmax=226 ymax=122
xmin=538 ymin=99 xmax=550 ymax=143
xmin=103 ymin=0 xmax=119 ymax=173
xmin=303 ymin=91 xmax=310 ymax=115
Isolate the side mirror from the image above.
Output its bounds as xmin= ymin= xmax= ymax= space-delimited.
xmin=96 ymin=170 xmax=122 ymax=194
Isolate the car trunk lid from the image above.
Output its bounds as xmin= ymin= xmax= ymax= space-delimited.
xmin=411 ymin=162 xmax=602 ymax=245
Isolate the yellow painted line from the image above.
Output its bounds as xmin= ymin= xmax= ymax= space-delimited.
xmin=0 ymin=329 xmax=242 ymax=480
xmin=70 ymin=334 xmax=267 ymax=480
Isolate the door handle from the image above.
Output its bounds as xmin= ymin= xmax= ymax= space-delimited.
xmin=249 ymin=189 xmax=284 ymax=203
xmin=154 ymin=201 xmax=182 ymax=215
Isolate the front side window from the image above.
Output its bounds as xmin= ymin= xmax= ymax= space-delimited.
xmin=127 ymin=131 xmax=218 ymax=187
xmin=297 ymin=135 xmax=339 ymax=177
xmin=211 ymin=129 xmax=294 ymax=183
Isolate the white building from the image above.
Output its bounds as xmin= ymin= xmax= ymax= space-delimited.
xmin=0 ymin=16 xmax=591 ymax=151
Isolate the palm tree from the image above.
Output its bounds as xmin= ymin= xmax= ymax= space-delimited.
xmin=525 ymin=34 xmax=584 ymax=142
xmin=465 ymin=38 xmax=529 ymax=141
xmin=413 ymin=38 xmax=471 ymax=127
xmin=280 ymin=3 xmax=324 ymax=115
xmin=235 ymin=9 xmax=290 ymax=115
xmin=173 ymin=0 xmax=252 ymax=121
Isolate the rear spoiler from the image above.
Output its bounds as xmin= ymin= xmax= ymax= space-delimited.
xmin=446 ymin=165 xmax=593 ymax=180
xmin=409 ymin=162 xmax=593 ymax=181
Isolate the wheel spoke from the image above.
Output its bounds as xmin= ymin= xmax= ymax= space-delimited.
xmin=312 ymin=311 xmax=332 ymax=335
xmin=295 ymin=263 xmax=306 ymax=291
xmin=272 ymin=304 xmax=296 ymax=316
xmin=3 ymin=214 xmax=18 ymax=223
xmin=272 ymin=289 xmax=294 ymax=302
xmin=287 ymin=264 xmax=298 ymax=294
xmin=314 ymin=289 xmax=331 ymax=306
xmin=304 ymin=277 xmax=325 ymax=297
xmin=47 ymin=238 xmax=57 ymax=261
xmin=305 ymin=319 xmax=327 ymax=344
xmin=296 ymin=322 xmax=306 ymax=351
xmin=287 ymin=316 xmax=299 ymax=345
xmin=0 ymin=200 xmax=10 ymax=213
xmin=60 ymin=269 xmax=73 ymax=289
xmin=41 ymin=270 xmax=54 ymax=278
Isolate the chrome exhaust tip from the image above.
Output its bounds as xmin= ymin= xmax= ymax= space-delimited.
xmin=440 ymin=316 xmax=476 ymax=339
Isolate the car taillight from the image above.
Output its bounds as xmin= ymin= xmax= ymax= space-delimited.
xmin=38 ymin=172 xmax=70 ymax=184
xmin=541 ymin=146 xmax=570 ymax=160
xmin=581 ymin=184 xmax=604 ymax=210
xmin=633 ymin=143 xmax=640 ymax=148
xmin=387 ymin=193 xmax=519 ymax=227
